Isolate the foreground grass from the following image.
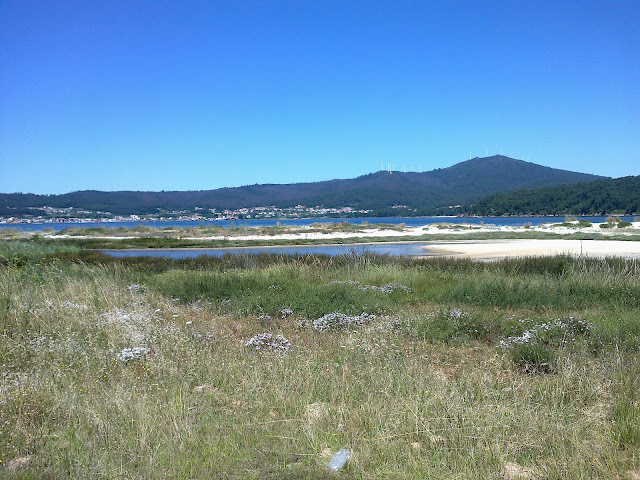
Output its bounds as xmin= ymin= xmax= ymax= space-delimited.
xmin=1 ymin=241 xmax=639 ymax=478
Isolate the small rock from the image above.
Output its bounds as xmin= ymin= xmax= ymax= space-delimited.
xmin=193 ymin=385 xmax=218 ymax=394
xmin=6 ymin=456 xmax=31 ymax=471
xmin=305 ymin=402 xmax=329 ymax=423
xmin=320 ymin=447 xmax=333 ymax=458
xmin=503 ymin=461 xmax=537 ymax=479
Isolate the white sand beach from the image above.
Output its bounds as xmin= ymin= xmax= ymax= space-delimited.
xmin=31 ymin=220 xmax=640 ymax=260
xmin=425 ymin=239 xmax=640 ymax=260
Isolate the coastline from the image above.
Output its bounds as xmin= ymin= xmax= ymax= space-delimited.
xmin=423 ymin=239 xmax=640 ymax=260
xmin=6 ymin=220 xmax=640 ymax=260
xmin=99 ymin=238 xmax=640 ymax=260
xmin=34 ymin=220 xmax=640 ymax=242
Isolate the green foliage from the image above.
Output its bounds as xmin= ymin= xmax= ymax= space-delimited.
xmin=553 ymin=219 xmax=593 ymax=228
xmin=403 ymin=308 xmax=492 ymax=343
xmin=2 ymin=240 xmax=640 ymax=477
xmin=152 ymin=267 xmax=402 ymax=319
xmin=439 ymin=269 xmax=640 ymax=310
xmin=611 ymin=362 xmax=640 ymax=449
xmin=510 ymin=343 xmax=554 ymax=374
xmin=462 ymin=175 xmax=640 ymax=216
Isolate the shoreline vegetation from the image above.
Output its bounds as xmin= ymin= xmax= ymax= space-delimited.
xmin=2 ymin=219 xmax=640 ymax=258
xmin=1 ymin=240 xmax=639 ymax=478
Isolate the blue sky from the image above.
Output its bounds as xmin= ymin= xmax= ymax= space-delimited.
xmin=1 ymin=0 xmax=638 ymax=194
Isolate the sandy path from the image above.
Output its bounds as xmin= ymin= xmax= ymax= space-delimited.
xmin=425 ymin=239 xmax=640 ymax=260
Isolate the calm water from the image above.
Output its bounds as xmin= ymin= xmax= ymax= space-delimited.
xmin=102 ymin=243 xmax=435 ymax=259
xmin=2 ymin=216 xmax=633 ymax=232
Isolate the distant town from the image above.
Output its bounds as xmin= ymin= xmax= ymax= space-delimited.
xmin=0 ymin=204 xmax=383 ymax=225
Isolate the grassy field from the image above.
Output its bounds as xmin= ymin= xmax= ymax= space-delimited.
xmin=1 ymin=240 xmax=639 ymax=478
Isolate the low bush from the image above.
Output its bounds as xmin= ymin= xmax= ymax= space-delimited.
xmin=510 ymin=343 xmax=555 ymax=374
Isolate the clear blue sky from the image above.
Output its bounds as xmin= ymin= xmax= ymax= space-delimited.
xmin=1 ymin=0 xmax=638 ymax=194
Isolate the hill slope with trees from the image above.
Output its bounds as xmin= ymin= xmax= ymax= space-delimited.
xmin=1 ymin=156 xmax=605 ymax=216
xmin=460 ymin=175 xmax=640 ymax=216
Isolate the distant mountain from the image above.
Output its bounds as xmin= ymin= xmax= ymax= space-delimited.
xmin=1 ymin=156 xmax=606 ymax=216
xmin=460 ymin=175 xmax=640 ymax=216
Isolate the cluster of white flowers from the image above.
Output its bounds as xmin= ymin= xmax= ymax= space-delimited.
xmin=96 ymin=307 xmax=155 ymax=344
xmin=378 ymin=283 xmax=411 ymax=294
xmin=300 ymin=311 xmax=375 ymax=332
xmin=126 ymin=284 xmax=142 ymax=291
xmin=500 ymin=316 xmax=592 ymax=349
xmin=280 ymin=308 xmax=294 ymax=319
xmin=192 ymin=331 xmax=214 ymax=342
xmin=29 ymin=301 xmax=88 ymax=315
xmin=116 ymin=347 xmax=150 ymax=362
xmin=446 ymin=308 xmax=466 ymax=319
xmin=26 ymin=331 xmax=99 ymax=368
xmin=245 ymin=333 xmax=291 ymax=352
xmin=57 ymin=301 xmax=89 ymax=311
xmin=329 ymin=280 xmax=410 ymax=294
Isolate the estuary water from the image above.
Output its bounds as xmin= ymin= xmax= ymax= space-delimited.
xmin=1 ymin=216 xmax=633 ymax=232
xmin=101 ymin=243 xmax=434 ymax=259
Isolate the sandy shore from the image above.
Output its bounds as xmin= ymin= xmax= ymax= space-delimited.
xmin=425 ymin=239 xmax=640 ymax=260
xmin=17 ymin=220 xmax=640 ymax=260
xmin=42 ymin=221 xmax=640 ymax=242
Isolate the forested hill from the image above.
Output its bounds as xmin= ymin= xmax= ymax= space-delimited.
xmin=460 ymin=175 xmax=640 ymax=216
xmin=2 ymin=156 xmax=605 ymax=215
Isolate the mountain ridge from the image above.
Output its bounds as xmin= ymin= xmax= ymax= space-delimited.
xmin=1 ymin=156 xmax=606 ymax=216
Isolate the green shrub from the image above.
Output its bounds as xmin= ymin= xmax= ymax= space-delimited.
xmin=404 ymin=308 xmax=491 ymax=343
xmin=151 ymin=269 xmax=402 ymax=319
xmin=510 ymin=343 xmax=554 ymax=374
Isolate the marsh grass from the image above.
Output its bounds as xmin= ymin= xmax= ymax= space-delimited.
xmin=550 ymin=219 xmax=593 ymax=228
xmin=52 ymin=222 xmax=403 ymax=241
xmin=28 ymin=228 xmax=640 ymax=250
xmin=1 ymin=242 xmax=640 ymax=477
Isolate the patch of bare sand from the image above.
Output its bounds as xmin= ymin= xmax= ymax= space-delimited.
xmin=425 ymin=239 xmax=640 ymax=260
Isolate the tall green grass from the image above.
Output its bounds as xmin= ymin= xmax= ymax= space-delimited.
xmin=2 ymin=242 xmax=640 ymax=478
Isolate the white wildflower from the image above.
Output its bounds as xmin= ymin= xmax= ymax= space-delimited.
xmin=301 ymin=311 xmax=375 ymax=332
xmin=328 ymin=280 xmax=410 ymax=294
xmin=116 ymin=347 xmax=150 ymax=362
xmin=245 ymin=333 xmax=291 ymax=352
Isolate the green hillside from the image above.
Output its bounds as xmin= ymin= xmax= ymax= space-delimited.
xmin=461 ymin=175 xmax=640 ymax=216
xmin=1 ymin=156 xmax=605 ymax=216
